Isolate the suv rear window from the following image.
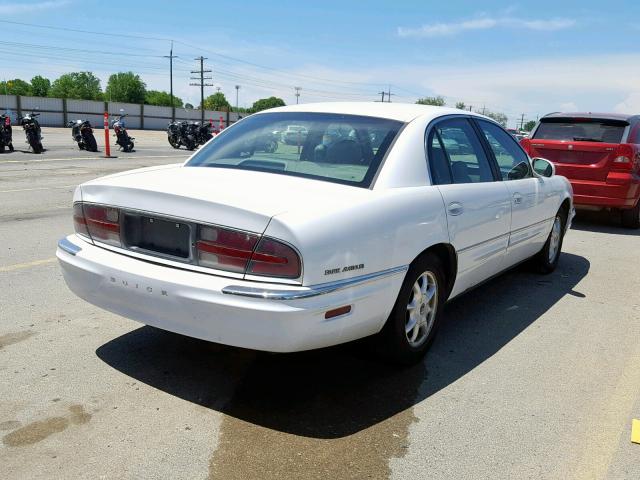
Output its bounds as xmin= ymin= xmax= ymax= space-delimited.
xmin=533 ymin=118 xmax=627 ymax=143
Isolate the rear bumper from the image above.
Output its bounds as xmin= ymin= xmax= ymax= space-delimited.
xmin=569 ymin=176 xmax=640 ymax=209
xmin=57 ymin=235 xmax=404 ymax=352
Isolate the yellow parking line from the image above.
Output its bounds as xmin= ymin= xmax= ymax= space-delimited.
xmin=632 ymin=419 xmax=640 ymax=444
xmin=0 ymin=185 xmax=76 ymax=193
xmin=0 ymin=258 xmax=57 ymax=272
xmin=0 ymin=154 xmax=190 ymax=164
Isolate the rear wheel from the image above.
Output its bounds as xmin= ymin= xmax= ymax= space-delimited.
xmin=377 ymin=253 xmax=446 ymax=365
xmin=0 ymin=143 xmax=4 ymax=153
xmin=168 ymin=136 xmax=180 ymax=149
xmin=532 ymin=210 xmax=566 ymax=273
xmin=621 ymin=202 xmax=640 ymax=229
xmin=85 ymin=133 xmax=97 ymax=152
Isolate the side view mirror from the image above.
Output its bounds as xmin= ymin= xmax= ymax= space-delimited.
xmin=532 ymin=157 xmax=555 ymax=178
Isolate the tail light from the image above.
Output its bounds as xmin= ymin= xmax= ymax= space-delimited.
xmin=197 ymin=226 xmax=259 ymax=273
xmin=196 ymin=225 xmax=301 ymax=278
xmin=73 ymin=203 xmax=89 ymax=238
xmin=612 ymin=144 xmax=634 ymax=170
xmin=83 ymin=204 xmax=121 ymax=246
xmin=246 ymin=238 xmax=301 ymax=278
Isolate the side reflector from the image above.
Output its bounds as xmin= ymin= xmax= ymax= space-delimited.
xmin=325 ymin=305 xmax=352 ymax=319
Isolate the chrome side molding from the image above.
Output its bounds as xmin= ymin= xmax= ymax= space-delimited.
xmin=58 ymin=237 xmax=82 ymax=256
xmin=222 ymin=265 xmax=408 ymax=300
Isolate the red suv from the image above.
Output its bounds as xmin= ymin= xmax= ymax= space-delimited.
xmin=521 ymin=113 xmax=640 ymax=228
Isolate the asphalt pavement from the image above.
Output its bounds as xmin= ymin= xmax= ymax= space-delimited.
xmin=1 ymin=128 xmax=639 ymax=479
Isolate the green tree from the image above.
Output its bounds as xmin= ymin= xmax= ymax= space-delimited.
xmin=480 ymin=109 xmax=508 ymax=127
xmin=184 ymin=103 xmax=194 ymax=109
xmin=105 ymin=72 xmax=146 ymax=103
xmin=250 ymin=96 xmax=285 ymax=113
xmin=30 ymin=76 xmax=51 ymax=97
xmin=523 ymin=120 xmax=537 ymax=132
xmin=0 ymin=79 xmax=32 ymax=96
xmin=416 ymin=96 xmax=446 ymax=106
xmin=49 ymin=72 xmax=103 ymax=100
xmin=455 ymin=101 xmax=466 ymax=110
xmin=202 ymin=92 xmax=231 ymax=111
xmin=145 ymin=90 xmax=183 ymax=107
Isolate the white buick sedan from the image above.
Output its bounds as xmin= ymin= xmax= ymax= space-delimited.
xmin=57 ymin=103 xmax=574 ymax=363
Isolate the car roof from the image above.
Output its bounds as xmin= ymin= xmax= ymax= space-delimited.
xmin=542 ymin=112 xmax=640 ymax=123
xmin=257 ymin=101 xmax=488 ymax=123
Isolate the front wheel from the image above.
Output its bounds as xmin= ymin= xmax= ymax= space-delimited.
xmin=532 ymin=211 xmax=566 ymax=274
xmin=621 ymin=202 xmax=640 ymax=229
xmin=377 ymin=253 xmax=446 ymax=365
xmin=8 ymin=142 xmax=14 ymax=152
xmin=127 ymin=141 xmax=134 ymax=152
xmin=168 ymin=136 xmax=180 ymax=149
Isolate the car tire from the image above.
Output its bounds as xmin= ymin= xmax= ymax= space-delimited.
xmin=532 ymin=209 xmax=566 ymax=274
xmin=620 ymin=202 xmax=640 ymax=229
xmin=377 ymin=252 xmax=446 ymax=365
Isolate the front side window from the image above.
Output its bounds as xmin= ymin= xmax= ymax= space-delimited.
xmin=477 ymin=120 xmax=532 ymax=181
xmin=186 ymin=112 xmax=404 ymax=188
xmin=429 ymin=118 xmax=495 ymax=184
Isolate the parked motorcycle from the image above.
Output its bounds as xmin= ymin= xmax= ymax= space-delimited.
xmin=68 ymin=119 xmax=98 ymax=152
xmin=0 ymin=113 xmax=14 ymax=153
xmin=256 ymin=130 xmax=279 ymax=153
xmin=194 ymin=121 xmax=213 ymax=146
xmin=167 ymin=121 xmax=197 ymax=150
xmin=19 ymin=112 xmax=43 ymax=154
xmin=111 ymin=113 xmax=134 ymax=152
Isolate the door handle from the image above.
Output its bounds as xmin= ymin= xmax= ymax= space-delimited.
xmin=513 ymin=193 xmax=523 ymax=205
xmin=447 ymin=202 xmax=464 ymax=216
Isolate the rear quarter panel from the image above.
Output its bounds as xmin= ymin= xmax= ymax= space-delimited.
xmin=263 ymin=186 xmax=449 ymax=286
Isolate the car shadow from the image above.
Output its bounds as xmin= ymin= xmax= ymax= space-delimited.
xmin=96 ymin=252 xmax=589 ymax=439
xmin=571 ymin=210 xmax=640 ymax=236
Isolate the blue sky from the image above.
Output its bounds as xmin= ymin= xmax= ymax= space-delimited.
xmin=2 ymin=0 xmax=640 ymax=126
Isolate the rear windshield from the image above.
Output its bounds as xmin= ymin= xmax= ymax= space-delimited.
xmin=185 ymin=112 xmax=404 ymax=188
xmin=533 ymin=118 xmax=627 ymax=143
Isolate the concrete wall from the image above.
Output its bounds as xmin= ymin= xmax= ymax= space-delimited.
xmin=0 ymin=94 xmax=244 ymax=130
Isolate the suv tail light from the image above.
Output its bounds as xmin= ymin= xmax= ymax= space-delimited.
xmin=612 ymin=144 xmax=634 ymax=170
xmin=83 ymin=204 xmax=121 ymax=246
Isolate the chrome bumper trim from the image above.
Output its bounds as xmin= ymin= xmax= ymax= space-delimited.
xmin=58 ymin=237 xmax=82 ymax=256
xmin=222 ymin=265 xmax=409 ymax=300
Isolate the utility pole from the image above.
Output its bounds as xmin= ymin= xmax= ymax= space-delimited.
xmin=519 ymin=113 xmax=525 ymax=131
xmin=190 ymin=56 xmax=213 ymax=123
xmin=163 ymin=41 xmax=178 ymax=121
xmin=294 ymin=86 xmax=301 ymax=104
xmin=378 ymin=90 xmax=386 ymax=102
xmin=386 ymin=86 xmax=393 ymax=103
xmin=235 ymin=85 xmax=240 ymax=111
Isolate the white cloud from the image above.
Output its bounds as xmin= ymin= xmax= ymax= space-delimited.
xmin=0 ymin=1 xmax=71 ymax=15
xmin=614 ymin=93 xmax=640 ymax=114
xmin=398 ymin=16 xmax=576 ymax=37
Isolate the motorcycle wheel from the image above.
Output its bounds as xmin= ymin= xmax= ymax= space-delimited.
xmin=8 ymin=143 xmax=13 ymax=152
xmin=0 ymin=143 xmax=4 ymax=153
xmin=127 ymin=141 xmax=134 ymax=152
xmin=78 ymin=143 xmax=85 ymax=150
xmin=27 ymin=132 xmax=41 ymax=154
xmin=85 ymin=134 xmax=98 ymax=152
xmin=168 ymin=137 xmax=180 ymax=149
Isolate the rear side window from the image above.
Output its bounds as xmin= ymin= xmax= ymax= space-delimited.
xmin=428 ymin=118 xmax=494 ymax=184
xmin=476 ymin=120 xmax=532 ymax=181
xmin=533 ymin=118 xmax=627 ymax=143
